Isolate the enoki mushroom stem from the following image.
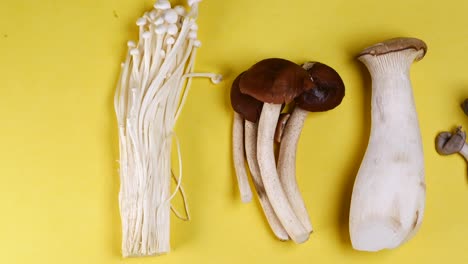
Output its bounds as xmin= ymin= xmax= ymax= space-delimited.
xmin=114 ymin=1 xmax=221 ymax=257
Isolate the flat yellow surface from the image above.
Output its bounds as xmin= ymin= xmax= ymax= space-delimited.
xmin=1 ymin=0 xmax=468 ymax=263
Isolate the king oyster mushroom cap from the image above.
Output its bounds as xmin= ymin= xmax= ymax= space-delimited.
xmin=239 ymin=58 xmax=314 ymax=243
xmin=277 ymin=61 xmax=345 ymax=233
xmin=349 ymin=37 xmax=427 ymax=252
xmin=230 ymin=72 xmax=288 ymax=240
xmin=358 ymin=38 xmax=427 ymax=60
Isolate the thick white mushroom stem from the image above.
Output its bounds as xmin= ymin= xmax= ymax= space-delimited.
xmin=245 ymin=120 xmax=289 ymax=241
xmin=232 ymin=112 xmax=253 ymax=203
xmin=257 ymin=103 xmax=309 ymax=243
xmin=350 ymin=48 xmax=426 ymax=251
xmin=277 ymin=107 xmax=313 ymax=233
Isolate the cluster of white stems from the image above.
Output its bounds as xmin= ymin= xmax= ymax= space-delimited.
xmin=114 ymin=0 xmax=221 ymax=257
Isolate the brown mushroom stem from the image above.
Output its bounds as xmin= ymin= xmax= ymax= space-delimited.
xmin=277 ymin=107 xmax=313 ymax=233
xmin=232 ymin=112 xmax=253 ymax=203
xmin=245 ymin=120 xmax=289 ymax=241
xmin=257 ymin=103 xmax=309 ymax=243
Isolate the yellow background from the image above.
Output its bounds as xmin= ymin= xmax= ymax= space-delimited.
xmin=1 ymin=0 xmax=467 ymax=263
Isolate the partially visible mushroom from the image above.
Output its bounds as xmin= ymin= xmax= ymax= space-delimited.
xmin=461 ymin=99 xmax=468 ymax=116
xmin=277 ymin=62 xmax=345 ymax=233
xmin=240 ymin=58 xmax=315 ymax=243
xmin=435 ymin=127 xmax=468 ymax=159
xmin=231 ymin=72 xmax=289 ymax=240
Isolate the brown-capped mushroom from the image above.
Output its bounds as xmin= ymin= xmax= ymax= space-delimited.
xmin=277 ymin=62 xmax=345 ymax=233
xmin=239 ymin=58 xmax=315 ymax=243
xmin=231 ymin=72 xmax=288 ymax=240
xmin=436 ymin=127 xmax=468 ymax=159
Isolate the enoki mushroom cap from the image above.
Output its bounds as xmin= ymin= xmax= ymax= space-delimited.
xmin=239 ymin=58 xmax=315 ymax=104
xmin=230 ymin=72 xmax=263 ymax=123
xmin=436 ymin=127 xmax=466 ymax=155
xmin=357 ymin=37 xmax=428 ymax=61
xmin=295 ymin=62 xmax=345 ymax=112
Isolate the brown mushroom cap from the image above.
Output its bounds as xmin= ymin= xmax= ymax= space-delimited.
xmin=358 ymin=37 xmax=427 ymax=61
xmin=239 ymin=58 xmax=315 ymax=104
xmin=295 ymin=62 xmax=345 ymax=112
xmin=435 ymin=127 xmax=466 ymax=155
xmin=230 ymin=72 xmax=263 ymax=123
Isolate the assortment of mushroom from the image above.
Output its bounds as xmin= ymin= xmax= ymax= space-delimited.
xmin=231 ymin=58 xmax=345 ymax=243
xmin=228 ymin=36 xmax=468 ymax=251
xmin=112 ymin=0 xmax=461 ymax=255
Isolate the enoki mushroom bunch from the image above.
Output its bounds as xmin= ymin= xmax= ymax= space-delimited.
xmin=114 ymin=0 xmax=221 ymax=257
xmin=230 ymin=58 xmax=345 ymax=243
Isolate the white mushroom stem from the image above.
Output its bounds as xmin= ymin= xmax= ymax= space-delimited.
xmin=349 ymin=49 xmax=426 ymax=251
xmin=460 ymin=144 xmax=468 ymax=160
xmin=232 ymin=112 xmax=253 ymax=203
xmin=115 ymin=0 xmax=222 ymax=257
xmin=245 ymin=120 xmax=289 ymax=241
xmin=257 ymin=103 xmax=309 ymax=243
xmin=277 ymin=107 xmax=313 ymax=233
